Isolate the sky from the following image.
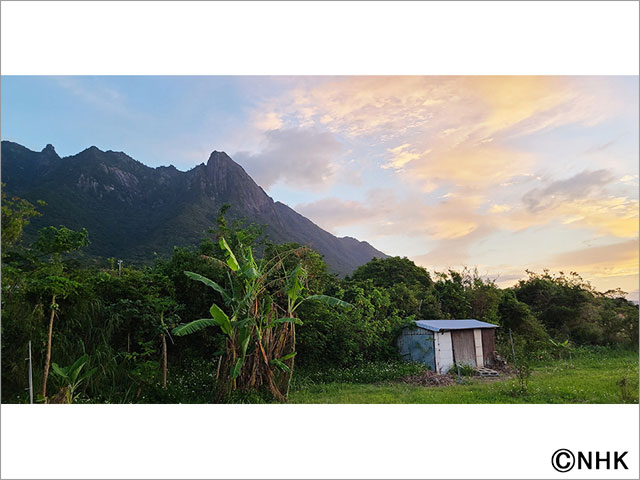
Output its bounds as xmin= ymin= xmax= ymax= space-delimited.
xmin=2 ymin=76 xmax=638 ymax=300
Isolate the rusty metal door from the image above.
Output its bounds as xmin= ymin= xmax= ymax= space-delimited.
xmin=481 ymin=329 xmax=496 ymax=366
xmin=451 ymin=330 xmax=476 ymax=366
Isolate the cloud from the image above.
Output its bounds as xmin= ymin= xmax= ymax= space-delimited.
xmin=620 ymin=174 xmax=639 ymax=186
xmin=295 ymin=197 xmax=374 ymax=232
xmin=251 ymin=111 xmax=283 ymax=131
xmin=495 ymin=194 xmax=639 ymax=239
xmin=283 ymin=76 xmax=616 ymax=140
xmin=489 ymin=204 xmax=512 ymax=214
xmin=522 ymin=169 xmax=615 ymax=212
xmin=546 ymin=239 xmax=639 ymax=297
xmin=300 ymin=189 xmax=490 ymax=240
xmin=404 ymin=144 xmax=534 ymax=192
xmin=234 ymin=128 xmax=343 ymax=189
xmin=412 ymin=223 xmax=496 ymax=268
xmin=249 ymin=76 xmax=622 ymax=196
xmin=382 ymin=144 xmax=423 ymax=169
xmin=297 ymin=189 xmax=496 ymax=267
xmin=55 ymin=77 xmax=145 ymax=122
xmin=550 ymin=239 xmax=639 ymax=278
xmin=583 ymin=139 xmax=617 ymax=155
xmin=500 ymin=170 xmax=639 ymax=238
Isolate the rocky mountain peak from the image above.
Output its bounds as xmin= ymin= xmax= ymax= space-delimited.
xmin=205 ymin=150 xmax=245 ymax=177
xmin=207 ymin=150 xmax=233 ymax=164
xmin=42 ymin=144 xmax=57 ymax=155
xmin=1 ymin=142 xmax=388 ymax=275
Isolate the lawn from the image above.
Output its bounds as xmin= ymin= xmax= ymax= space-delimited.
xmin=289 ymin=348 xmax=639 ymax=404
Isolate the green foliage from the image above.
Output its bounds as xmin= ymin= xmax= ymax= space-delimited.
xmin=50 ymin=354 xmax=97 ymax=403
xmin=123 ymin=341 xmax=160 ymax=387
xmin=450 ymin=363 xmax=476 ymax=377
xmin=497 ymin=291 xmax=549 ymax=346
xmin=173 ymin=233 xmax=350 ymax=401
xmin=350 ymin=256 xmax=433 ymax=290
xmin=33 ymin=226 xmax=89 ymax=256
xmin=617 ymin=374 xmax=636 ymax=404
xmin=548 ymin=338 xmax=574 ymax=360
xmin=514 ymin=270 xmax=638 ymax=347
xmin=297 ymin=279 xmax=408 ymax=367
xmin=172 ymin=318 xmax=221 ymax=336
xmin=1 ymin=184 xmax=43 ymax=253
xmin=303 ymin=295 xmax=351 ymax=309
xmin=183 ymin=271 xmax=229 ymax=301
xmin=350 ymin=256 xmax=441 ymax=319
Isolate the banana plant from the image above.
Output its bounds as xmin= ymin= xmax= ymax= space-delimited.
xmin=549 ymin=338 xmax=573 ymax=360
xmin=50 ymin=354 xmax=97 ymax=404
xmin=172 ymin=236 xmax=349 ymax=401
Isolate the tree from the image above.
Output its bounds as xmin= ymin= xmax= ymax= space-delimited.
xmin=29 ymin=226 xmax=89 ymax=401
xmin=350 ymin=256 xmax=433 ymax=290
xmin=434 ymin=270 xmax=471 ymax=319
xmin=497 ymin=290 xmax=549 ymax=347
xmin=1 ymin=185 xmax=44 ymax=254
xmin=350 ymin=256 xmax=441 ymax=319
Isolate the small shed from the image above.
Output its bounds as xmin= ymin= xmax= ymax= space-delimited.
xmin=397 ymin=319 xmax=498 ymax=374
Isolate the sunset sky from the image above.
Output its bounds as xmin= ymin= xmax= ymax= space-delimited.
xmin=2 ymin=76 xmax=638 ymax=299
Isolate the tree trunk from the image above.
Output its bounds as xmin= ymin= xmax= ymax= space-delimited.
xmin=286 ymin=324 xmax=296 ymax=397
xmin=161 ymin=333 xmax=167 ymax=389
xmin=42 ymin=294 xmax=56 ymax=402
xmin=257 ymin=339 xmax=285 ymax=402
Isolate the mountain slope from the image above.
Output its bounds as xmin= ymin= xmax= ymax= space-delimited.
xmin=1 ymin=141 xmax=387 ymax=275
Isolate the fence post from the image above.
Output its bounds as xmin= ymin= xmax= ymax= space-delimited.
xmin=509 ymin=329 xmax=516 ymax=362
xmin=27 ymin=341 xmax=33 ymax=404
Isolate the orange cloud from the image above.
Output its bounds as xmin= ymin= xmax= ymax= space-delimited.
xmin=550 ymin=239 xmax=639 ymax=279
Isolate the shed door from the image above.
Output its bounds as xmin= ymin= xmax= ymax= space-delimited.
xmin=451 ymin=330 xmax=476 ymax=366
xmin=397 ymin=331 xmax=436 ymax=371
xmin=481 ymin=329 xmax=496 ymax=366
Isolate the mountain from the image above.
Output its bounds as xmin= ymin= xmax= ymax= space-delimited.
xmin=1 ymin=141 xmax=387 ymax=275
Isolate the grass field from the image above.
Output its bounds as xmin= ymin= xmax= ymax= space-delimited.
xmin=289 ymin=348 xmax=639 ymax=404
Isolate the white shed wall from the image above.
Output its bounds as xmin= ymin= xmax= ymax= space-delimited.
xmin=473 ymin=329 xmax=484 ymax=367
xmin=434 ymin=331 xmax=454 ymax=374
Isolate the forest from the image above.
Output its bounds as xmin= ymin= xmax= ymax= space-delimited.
xmin=2 ymin=189 xmax=638 ymax=404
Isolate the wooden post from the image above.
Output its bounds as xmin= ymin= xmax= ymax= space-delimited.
xmin=161 ymin=333 xmax=167 ymax=389
xmin=42 ymin=295 xmax=57 ymax=402
xmin=509 ymin=329 xmax=516 ymax=362
xmin=27 ymin=341 xmax=33 ymax=404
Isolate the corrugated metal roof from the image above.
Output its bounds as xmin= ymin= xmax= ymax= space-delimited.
xmin=413 ymin=319 xmax=498 ymax=332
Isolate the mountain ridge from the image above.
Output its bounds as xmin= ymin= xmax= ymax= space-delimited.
xmin=1 ymin=141 xmax=388 ymax=275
